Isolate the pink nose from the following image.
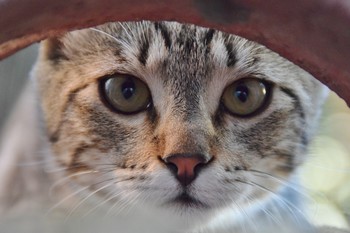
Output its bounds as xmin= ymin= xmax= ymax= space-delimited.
xmin=163 ymin=154 xmax=208 ymax=186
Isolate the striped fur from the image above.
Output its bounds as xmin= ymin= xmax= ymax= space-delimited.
xmin=2 ymin=21 xmax=331 ymax=232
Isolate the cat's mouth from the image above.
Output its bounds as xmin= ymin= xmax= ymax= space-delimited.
xmin=168 ymin=192 xmax=208 ymax=209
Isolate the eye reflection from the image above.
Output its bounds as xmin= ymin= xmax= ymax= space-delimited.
xmin=101 ymin=74 xmax=151 ymax=114
xmin=222 ymin=78 xmax=271 ymax=117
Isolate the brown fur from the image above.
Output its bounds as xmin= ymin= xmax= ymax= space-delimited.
xmin=0 ymin=21 xmax=346 ymax=233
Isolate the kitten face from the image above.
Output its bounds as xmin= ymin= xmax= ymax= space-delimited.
xmin=33 ymin=21 xmax=326 ymax=224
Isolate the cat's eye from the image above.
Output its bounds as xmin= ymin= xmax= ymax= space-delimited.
xmin=100 ymin=74 xmax=151 ymax=114
xmin=222 ymin=78 xmax=271 ymax=117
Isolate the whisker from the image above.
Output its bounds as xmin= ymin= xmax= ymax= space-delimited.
xmin=64 ymin=176 xmax=137 ymax=221
xmin=47 ymin=177 xmax=117 ymax=215
xmin=232 ymin=195 xmax=255 ymax=233
xmin=47 ymin=185 xmax=91 ymax=215
xmin=108 ymin=189 xmax=143 ymax=217
xmin=64 ymin=180 xmax=116 ymax=222
xmin=249 ymin=169 xmax=318 ymax=202
xmin=81 ymin=182 xmax=139 ymax=219
xmin=44 ymin=165 xmax=85 ymax=173
xmin=90 ymin=28 xmax=122 ymax=43
xmin=243 ymin=193 xmax=283 ymax=229
xmin=89 ymin=27 xmax=133 ymax=52
xmin=44 ymin=163 xmax=118 ymax=174
xmin=81 ymin=190 xmax=121 ymax=219
xmin=104 ymin=189 xmax=130 ymax=217
xmin=118 ymin=22 xmax=133 ymax=41
xmin=49 ymin=170 xmax=98 ymax=197
xmin=234 ymin=179 xmax=307 ymax=226
xmin=121 ymin=190 xmax=144 ymax=216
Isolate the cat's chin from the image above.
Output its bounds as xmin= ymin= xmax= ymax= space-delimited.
xmin=166 ymin=192 xmax=209 ymax=209
xmin=117 ymin=194 xmax=218 ymax=232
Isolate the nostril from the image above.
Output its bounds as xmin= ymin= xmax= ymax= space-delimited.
xmin=193 ymin=162 xmax=206 ymax=175
xmin=165 ymin=161 xmax=178 ymax=175
xmin=158 ymin=155 xmax=178 ymax=175
xmin=160 ymin=153 xmax=211 ymax=186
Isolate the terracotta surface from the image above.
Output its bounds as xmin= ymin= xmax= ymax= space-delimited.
xmin=0 ymin=0 xmax=350 ymax=105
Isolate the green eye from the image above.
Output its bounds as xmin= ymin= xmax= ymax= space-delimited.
xmin=222 ymin=78 xmax=271 ymax=117
xmin=101 ymin=74 xmax=151 ymax=114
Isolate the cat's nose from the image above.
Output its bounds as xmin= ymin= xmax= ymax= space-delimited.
xmin=161 ymin=154 xmax=210 ymax=186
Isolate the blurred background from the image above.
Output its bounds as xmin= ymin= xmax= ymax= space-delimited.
xmin=300 ymin=91 xmax=350 ymax=229
xmin=0 ymin=44 xmax=349 ymax=230
xmin=0 ymin=44 xmax=38 ymax=130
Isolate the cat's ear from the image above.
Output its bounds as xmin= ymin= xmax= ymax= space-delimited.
xmin=40 ymin=36 xmax=69 ymax=62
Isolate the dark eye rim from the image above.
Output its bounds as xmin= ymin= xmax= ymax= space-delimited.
xmin=220 ymin=78 xmax=274 ymax=118
xmin=98 ymin=73 xmax=152 ymax=115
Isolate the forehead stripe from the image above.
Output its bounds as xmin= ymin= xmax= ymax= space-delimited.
xmin=224 ymin=41 xmax=237 ymax=67
xmin=138 ymin=36 xmax=150 ymax=66
xmin=154 ymin=22 xmax=171 ymax=50
xmin=203 ymin=29 xmax=215 ymax=46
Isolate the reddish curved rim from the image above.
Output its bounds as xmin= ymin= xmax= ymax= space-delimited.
xmin=1 ymin=0 xmax=350 ymax=105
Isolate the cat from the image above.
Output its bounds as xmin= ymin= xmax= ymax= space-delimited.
xmin=0 ymin=21 xmax=347 ymax=233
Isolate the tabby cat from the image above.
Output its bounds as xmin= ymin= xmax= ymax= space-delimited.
xmin=0 ymin=21 xmax=346 ymax=233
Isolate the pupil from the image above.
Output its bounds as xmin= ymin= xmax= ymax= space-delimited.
xmin=234 ymin=85 xmax=249 ymax=103
xmin=121 ymin=80 xmax=136 ymax=100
